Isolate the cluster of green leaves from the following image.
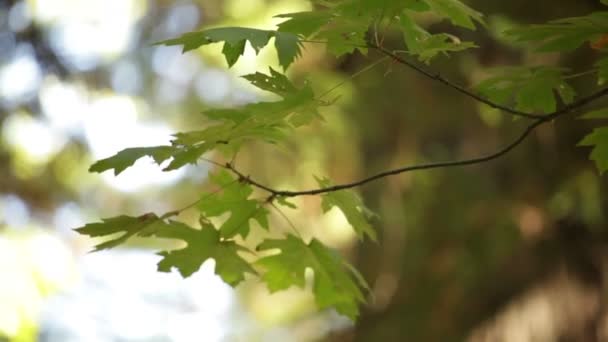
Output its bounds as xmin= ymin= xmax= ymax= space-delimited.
xmin=472 ymin=7 xmax=608 ymax=173
xmin=79 ymin=0 xmax=608 ymax=321
xmin=475 ymin=66 xmax=575 ymax=113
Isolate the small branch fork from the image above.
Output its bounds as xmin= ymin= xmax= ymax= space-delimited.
xmin=219 ymin=45 xmax=608 ymax=198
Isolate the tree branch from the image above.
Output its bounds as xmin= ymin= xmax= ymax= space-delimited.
xmin=225 ymin=86 xmax=608 ymax=197
xmin=369 ymin=43 xmax=547 ymax=119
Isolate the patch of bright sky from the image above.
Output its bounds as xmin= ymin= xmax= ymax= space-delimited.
xmin=151 ymin=45 xmax=202 ymax=104
xmin=2 ymin=112 xmax=67 ymax=165
xmin=8 ymin=1 xmax=32 ymax=32
xmin=195 ymin=68 xmax=232 ymax=104
xmin=83 ymin=94 xmax=185 ymax=192
xmin=39 ymin=78 xmax=88 ymax=135
xmin=29 ymin=0 xmax=146 ymax=70
xmin=163 ymin=2 xmax=200 ymax=37
xmin=0 ymin=44 xmax=42 ymax=105
xmin=0 ymin=230 xmax=75 ymax=337
xmin=40 ymin=251 xmax=237 ymax=341
xmin=0 ymin=194 xmax=30 ymax=228
xmin=16 ymin=77 xmax=186 ymax=193
xmin=110 ymin=59 xmax=142 ymax=95
xmin=1 ymin=0 xmax=195 ymax=193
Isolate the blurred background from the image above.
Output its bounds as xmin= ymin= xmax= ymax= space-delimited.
xmin=1 ymin=0 xmax=608 ymax=341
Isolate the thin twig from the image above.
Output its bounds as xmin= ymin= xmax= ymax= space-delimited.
xmin=200 ymin=36 xmax=608 ymax=198
xmin=369 ymin=44 xmax=545 ymax=119
xmin=300 ymin=39 xmax=578 ymax=120
xmin=223 ymin=86 xmax=608 ymax=197
xmin=317 ymin=56 xmax=390 ymax=100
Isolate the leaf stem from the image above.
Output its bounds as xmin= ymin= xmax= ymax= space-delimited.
xmin=317 ymin=56 xmax=390 ymax=100
xmin=270 ymin=202 xmax=303 ymax=239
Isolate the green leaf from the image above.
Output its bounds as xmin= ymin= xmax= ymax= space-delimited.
xmin=316 ymin=177 xmax=377 ymax=241
xmin=276 ymin=11 xmax=334 ymax=37
xmin=579 ymin=126 xmax=608 ymax=174
xmin=222 ymin=39 xmax=247 ymax=67
xmin=198 ymin=170 xmax=269 ymax=238
xmin=89 ymin=146 xmax=175 ymax=175
xmin=400 ymin=14 xmax=476 ymax=62
xmin=256 ymin=235 xmax=368 ymax=320
xmin=144 ymin=221 xmax=256 ymax=284
xmin=596 ymin=57 xmax=608 ymax=85
xmin=404 ymin=0 xmax=431 ymax=11
xmin=170 ymin=110 xmax=294 ymax=159
xmin=400 ymin=13 xmax=430 ymax=54
xmin=157 ymin=27 xmax=302 ymax=69
xmin=74 ymin=213 xmax=168 ymax=251
xmin=163 ymin=145 xmax=210 ymax=171
xmin=475 ymin=66 xmax=575 ymax=113
xmin=201 ymin=81 xmax=320 ymax=128
xmin=316 ymin=17 xmax=369 ymax=57
xmin=274 ymin=32 xmax=304 ymax=70
xmin=582 ymin=108 xmax=608 ymax=119
xmin=242 ymin=67 xmax=298 ymax=97
xmin=276 ymin=196 xmax=297 ymax=209
xmin=504 ymin=12 xmax=608 ymax=52
xmin=425 ymin=0 xmax=484 ymax=30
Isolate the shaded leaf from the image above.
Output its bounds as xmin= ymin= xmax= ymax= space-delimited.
xmin=504 ymin=12 xmax=608 ymax=52
xmin=426 ymin=0 xmax=484 ymax=29
xmin=400 ymin=14 xmax=476 ymax=62
xmin=579 ymin=126 xmax=608 ymax=174
xmin=596 ymin=57 xmax=608 ymax=85
xmin=582 ymin=108 xmax=608 ymax=119
xmin=475 ymin=66 xmax=575 ymax=113
xmin=317 ymin=17 xmax=369 ymax=57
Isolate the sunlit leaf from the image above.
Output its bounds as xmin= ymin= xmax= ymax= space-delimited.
xmin=276 ymin=11 xmax=333 ymax=37
xmin=157 ymin=27 xmax=302 ymax=69
xmin=197 ymin=170 xmax=269 ymax=238
xmin=74 ymin=213 xmax=169 ymax=251
xmin=144 ymin=221 xmax=256 ymax=284
xmin=89 ymin=146 xmax=175 ymax=175
xmin=256 ymin=235 xmax=368 ymax=320
xmin=316 ymin=177 xmax=377 ymax=241
xmin=201 ymin=81 xmax=320 ymax=128
xmin=242 ymin=67 xmax=298 ymax=97
xmin=317 ymin=17 xmax=369 ymax=56
xmin=276 ymin=196 xmax=297 ymax=209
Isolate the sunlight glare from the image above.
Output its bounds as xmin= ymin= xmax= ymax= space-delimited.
xmin=83 ymin=95 xmax=185 ymax=192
